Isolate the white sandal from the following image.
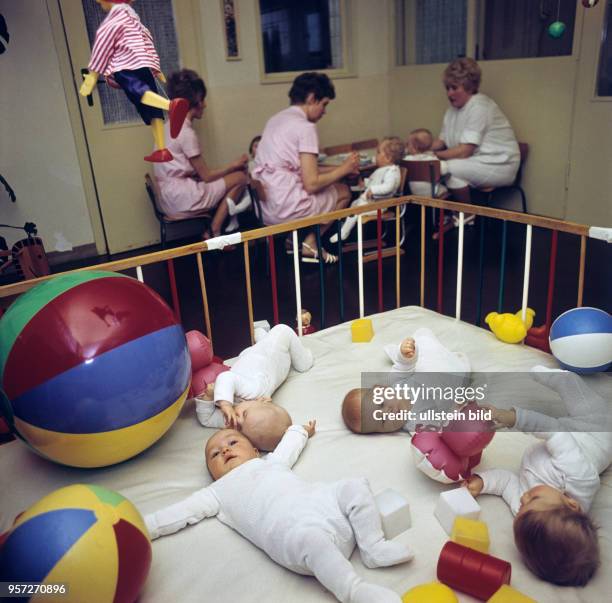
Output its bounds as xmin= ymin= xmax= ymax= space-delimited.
xmin=301 ymin=242 xmax=338 ymax=264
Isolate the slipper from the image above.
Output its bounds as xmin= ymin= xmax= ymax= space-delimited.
xmin=301 ymin=242 xmax=337 ymax=264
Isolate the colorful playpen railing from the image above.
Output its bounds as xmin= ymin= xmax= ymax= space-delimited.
xmin=0 ymin=196 xmax=608 ymax=355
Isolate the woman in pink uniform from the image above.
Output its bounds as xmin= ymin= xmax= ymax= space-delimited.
xmin=254 ymin=73 xmax=359 ymax=263
xmin=154 ymin=70 xmax=248 ymax=238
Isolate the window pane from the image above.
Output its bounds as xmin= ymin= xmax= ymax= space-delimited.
xmin=259 ymin=0 xmax=342 ymax=74
xmin=82 ymin=0 xmax=179 ymax=125
xmin=597 ymin=0 xmax=612 ymax=96
xmin=395 ymin=0 xmax=467 ymax=66
xmin=481 ymin=0 xmax=575 ymax=60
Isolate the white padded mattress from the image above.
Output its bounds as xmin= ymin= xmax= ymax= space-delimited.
xmin=1 ymin=306 xmax=611 ymax=602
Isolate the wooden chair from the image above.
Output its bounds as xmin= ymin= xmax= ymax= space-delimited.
xmin=144 ymin=174 xmax=211 ymax=249
xmin=400 ymin=159 xmax=448 ymax=199
xmin=323 ymin=143 xmax=352 ymax=156
xmin=352 ymin=138 xmax=379 ymax=151
xmin=355 ymin=166 xmax=409 ymax=262
xmin=248 ymin=179 xmax=267 ymax=227
xmin=472 ymin=142 xmax=529 ymax=213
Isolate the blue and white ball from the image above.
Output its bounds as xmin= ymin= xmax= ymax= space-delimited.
xmin=550 ymin=307 xmax=612 ymax=373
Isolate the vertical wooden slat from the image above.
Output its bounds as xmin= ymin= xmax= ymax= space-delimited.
xmin=437 ymin=209 xmax=445 ymax=314
xmin=196 ymin=252 xmax=212 ymax=344
xmin=358 ymin=215 xmax=364 ymax=318
xmin=336 ymin=221 xmax=345 ymax=322
xmin=166 ymin=259 xmax=181 ymax=323
xmin=521 ymin=225 xmax=533 ymax=324
xmin=577 ymin=235 xmax=586 ymax=307
xmin=420 ymin=205 xmax=425 ymax=307
xmin=396 ymin=206 xmax=401 ymax=309
xmin=268 ymin=235 xmax=279 ymax=325
xmin=377 ymin=209 xmax=383 ymax=313
xmin=292 ymin=231 xmax=303 ymax=336
xmin=315 ymin=225 xmax=326 ymax=329
xmin=544 ymin=230 xmax=559 ymax=331
xmin=136 ymin=266 xmax=144 ymax=282
xmin=455 ymin=212 xmax=464 ymax=320
xmin=476 ymin=218 xmax=486 ymax=326
xmin=243 ymin=242 xmax=254 ymax=345
xmin=497 ymin=221 xmax=508 ymax=313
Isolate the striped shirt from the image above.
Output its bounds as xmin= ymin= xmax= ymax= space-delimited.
xmin=88 ymin=4 xmax=161 ymax=76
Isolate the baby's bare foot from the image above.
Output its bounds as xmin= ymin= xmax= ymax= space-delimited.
xmin=400 ymin=338 xmax=416 ymax=359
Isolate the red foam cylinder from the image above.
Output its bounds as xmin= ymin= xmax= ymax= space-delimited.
xmin=437 ymin=541 xmax=511 ymax=601
xmin=186 ymin=330 xmax=213 ymax=371
xmin=190 ymin=362 xmax=230 ymax=397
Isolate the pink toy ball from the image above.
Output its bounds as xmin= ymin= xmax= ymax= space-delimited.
xmin=186 ymin=330 xmax=213 ymax=371
xmin=190 ymin=362 xmax=230 ymax=397
xmin=411 ymin=405 xmax=495 ymax=483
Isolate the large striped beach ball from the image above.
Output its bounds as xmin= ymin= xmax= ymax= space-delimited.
xmin=0 ymin=271 xmax=191 ymax=467
xmin=0 ymin=484 xmax=151 ymax=603
xmin=549 ymin=307 xmax=612 ymax=373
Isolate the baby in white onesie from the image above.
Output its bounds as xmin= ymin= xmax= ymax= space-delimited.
xmin=466 ymin=367 xmax=612 ymax=586
xmin=195 ymin=324 xmax=313 ymax=451
xmin=342 ymin=327 xmax=470 ymax=434
xmin=330 ymin=137 xmax=405 ymax=243
xmin=145 ymin=423 xmax=413 ymax=603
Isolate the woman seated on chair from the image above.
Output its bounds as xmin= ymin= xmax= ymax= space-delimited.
xmin=431 ymin=58 xmax=520 ymax=201
xmin=253 ymin=72 xmax=359 ymax=263
xmin=154 ymin=69 xmax=248 ymax=238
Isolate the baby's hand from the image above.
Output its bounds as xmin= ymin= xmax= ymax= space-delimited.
xmin=217 ymin=400 xmax=238 ymax=429
xmin=463 ymin=475 xmax=484 ymax=497
xmin=400 ymin=337 xmax=416 ymax=359
xmin=303 ymin=420 xmax=316 ymax=438
xmin=480 ymin=404 xmax=516 ymax=429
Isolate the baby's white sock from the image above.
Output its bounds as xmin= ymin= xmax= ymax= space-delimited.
xmin=360 ymin=539 xmax=414 ymax=569
xmin=225 ymin=197 xmax=237 ymax=215
xmin=351 ymin=582 xmax=401 ymax=603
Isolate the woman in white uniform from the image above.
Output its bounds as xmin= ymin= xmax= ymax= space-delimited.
xmin=432 ymin=58 xmax=520 ymax=200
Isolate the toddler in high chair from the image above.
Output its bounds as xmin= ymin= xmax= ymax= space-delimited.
xmin=195 ymin=324 xmax=313 ymax=450
xmin=145 ymin=422 xmax=413 ymax=603
xmin=225 ymin=135 xmax=262 ymax=232
xmin=342 ymin=328 xmax=470 ymax=434
xmin=466 ymin=367 xmax=612 ymax=586
xmin=330 ymin=137 xmax=405 ymax=243
xmin=403 ymin=128 xmax=448 ymax=198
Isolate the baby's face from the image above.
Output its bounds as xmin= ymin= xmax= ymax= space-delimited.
xmin=234 ymin=399 xmax=269 ymax=430
xmin=375 ymin=142 xmax=391 ymax=167
xmin=517 ymin=484 xmax=579 ymax=516
xmin=205 ymin=429 xmax=259 ymax=480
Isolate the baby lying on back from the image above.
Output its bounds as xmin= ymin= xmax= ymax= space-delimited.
xmin=145 ymin=423 xmax=413 ymax=602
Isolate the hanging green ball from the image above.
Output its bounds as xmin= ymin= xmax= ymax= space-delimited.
xmin=548 ymin=21 xmax=566 ymax=38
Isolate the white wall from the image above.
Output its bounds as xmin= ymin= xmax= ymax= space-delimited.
xmin=0 ymin=0 xmax=93 ymax=251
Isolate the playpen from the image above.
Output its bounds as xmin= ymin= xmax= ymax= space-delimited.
xmin=0 ymin=195 xmax=610 ymax=603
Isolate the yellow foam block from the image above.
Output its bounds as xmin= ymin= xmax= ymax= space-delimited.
xmin=487 ymin=585 xmax=536 ymax=602
xmin=351 ymin=318 xmax=374 ymax=342
xmin=402 ymin=582 xmax=457 ymax=603
xmin=451 ymin=517 xmax=490 ymax=553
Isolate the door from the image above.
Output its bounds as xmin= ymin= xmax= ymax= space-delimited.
xmin=59 ymin=0 xmax=203 ymax=253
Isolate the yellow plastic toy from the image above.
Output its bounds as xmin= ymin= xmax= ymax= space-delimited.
xmin=80 ymin=0 xmax=189 ymax=163
xmin=451 ymin=517 xmax=490 ymax=553
xmin=485 ymin=308 xmax=535 ymax=344
xmin=402 ymin=582 xmax=458 ymax=602
xmin=487 ymin=585 xmax=536 ymax=602
xmin=351 ymin=318 xmax=374 ymax=342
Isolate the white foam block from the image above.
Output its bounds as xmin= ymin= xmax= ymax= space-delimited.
xmin=434 ymin=487 xmax=481 ymax=535
xmin=375 ymin=489 xmax=411 ymax=539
